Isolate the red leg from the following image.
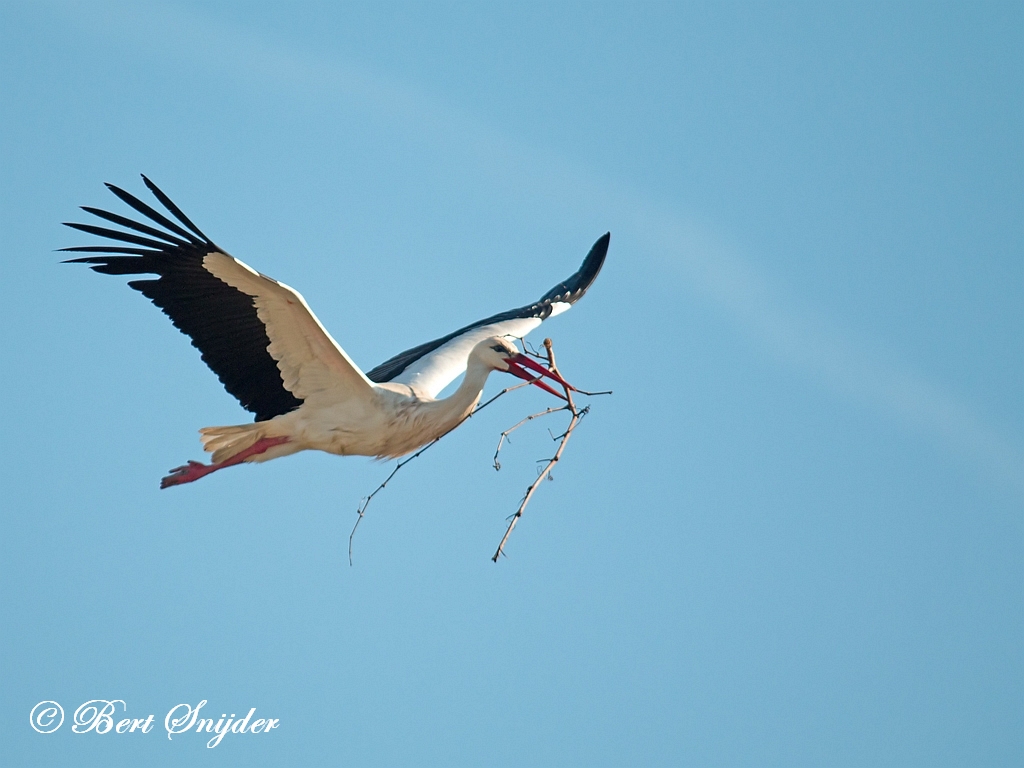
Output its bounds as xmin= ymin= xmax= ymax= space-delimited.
xmin=160 ymin=436 xmax=291 ymax=489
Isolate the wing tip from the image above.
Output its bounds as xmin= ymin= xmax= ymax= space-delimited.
xmin=590 ymin=231 xmax=610 ymax=259
xmin=572 ymin=231 xmax=610 ymax=298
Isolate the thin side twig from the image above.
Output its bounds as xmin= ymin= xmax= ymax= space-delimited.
xmin=492 ymin=405 xmax=567 ymax=470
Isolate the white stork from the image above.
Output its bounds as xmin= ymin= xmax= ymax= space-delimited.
xmin=63 ymin=176 xmax=609 ymax=488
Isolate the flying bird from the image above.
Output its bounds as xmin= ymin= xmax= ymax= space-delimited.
xmin=63 ymin=177 xmax=608 ymax=488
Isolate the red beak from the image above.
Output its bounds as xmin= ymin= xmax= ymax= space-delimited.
xmin=503 ymin=353 xmax=576 ymax=400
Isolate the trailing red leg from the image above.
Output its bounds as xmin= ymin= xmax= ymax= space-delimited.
xmin=160 ymin=436 xmax=291 ymax=489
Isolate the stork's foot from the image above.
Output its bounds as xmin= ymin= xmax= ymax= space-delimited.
xmin=159 ymin=436 xmax=291 ymax=489
xmin=161 ymin=460 xmax=214 ymax=488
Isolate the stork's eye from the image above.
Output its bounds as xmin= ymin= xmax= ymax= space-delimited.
xmin=491 ymin=344 xmax=508 ymax=353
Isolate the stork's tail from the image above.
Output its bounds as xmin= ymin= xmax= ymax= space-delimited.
xmin=199 ymin=424 xmax=266 ymax=464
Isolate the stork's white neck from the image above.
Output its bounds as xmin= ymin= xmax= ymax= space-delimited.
xmin=368 ymin=354 xmax=502 ymax=459
xmin=428 ymin=356 xmax=493 ymax=432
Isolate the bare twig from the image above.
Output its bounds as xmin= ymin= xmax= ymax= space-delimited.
xmin=348 ymin=438 xmax=439 ymax=565
xmin=474 ymin=379 xmax=532 ymax=412
xmin=569 ymin=387 xmax=613 ymax=397
xmin=516 ymin=336 xmax=544 ymax=359
xmin=492 ymin=338 xmax=586 ymax=562
xmin=492 ymin=405 xmax=566 ymax=470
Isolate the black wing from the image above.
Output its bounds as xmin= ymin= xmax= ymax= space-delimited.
xmin=62 ymin=176 xmax=303 ymax=422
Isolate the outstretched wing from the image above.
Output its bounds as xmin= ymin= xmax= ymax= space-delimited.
xmin=367 ymin=233 xmax=609 ymax=397
xmin=63 ymin=176 xmax=375 ymax=422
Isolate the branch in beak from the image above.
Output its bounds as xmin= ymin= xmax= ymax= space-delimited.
xmin=503 ymin=353 xmax=576 ymax=400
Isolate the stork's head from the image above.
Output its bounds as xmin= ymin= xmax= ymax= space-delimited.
xmin=472 ymin=336 xmax=575 ymax=399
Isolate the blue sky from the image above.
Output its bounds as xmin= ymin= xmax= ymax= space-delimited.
xmin=1 ymin=1 xmax=1021 ymax=765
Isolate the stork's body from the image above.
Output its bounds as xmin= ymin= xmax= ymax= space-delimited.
xmin=63 ymin=177 xmax=607 ymax=487
xmin=198 ymin=341 xmax=523 ymax=465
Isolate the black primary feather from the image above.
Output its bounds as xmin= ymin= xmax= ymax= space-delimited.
xmin=63 ymin=176 xmax=303 ymax=422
